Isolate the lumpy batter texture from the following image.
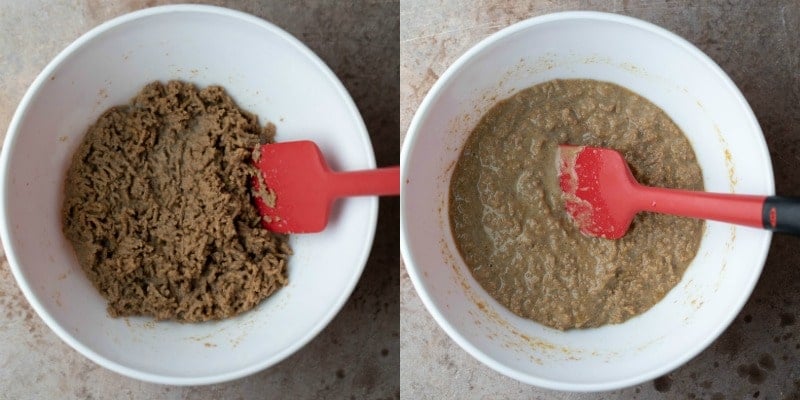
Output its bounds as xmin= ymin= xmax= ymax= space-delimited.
xmin=450 ymin=79 xmax=704 ymax=330
xmin=63 ymin=81 xmax=291 ymax=322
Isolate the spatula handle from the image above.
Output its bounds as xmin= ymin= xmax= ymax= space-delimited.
xmin=762 ymin=196 xmax=800 ymax=234
xmin=636 ymin=186 xmax=764 ymax=228
xmin=636 ymin=187 xmax=800 ymax=235
xmin=330 ymin=166 xmax=400 ymax=197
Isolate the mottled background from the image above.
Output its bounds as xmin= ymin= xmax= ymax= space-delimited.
xmin=5 ymin=0 xmax=800 ymax=398
xmin=0 ymin=1 xmax=399 ymax=399
xmin=400 ymin=0 xmax=800 ymax=399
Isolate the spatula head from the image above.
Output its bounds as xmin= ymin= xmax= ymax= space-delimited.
xmin=557 ymin=145 xmax=638 ymax=239
xmin=252 ymin=140 xmax=334 ymax=234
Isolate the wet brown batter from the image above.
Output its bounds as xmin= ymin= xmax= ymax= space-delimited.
xmin=450 ymin=79 xmax=704 ymax=330
xmin=62 ymin=81 xmax=291 ymax=322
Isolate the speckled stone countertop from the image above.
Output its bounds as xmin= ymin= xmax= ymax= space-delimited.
xmin=0 ymin=1 xmax=398 ymax=399
xmin=400 ymin=1 xmax=800 ymax=398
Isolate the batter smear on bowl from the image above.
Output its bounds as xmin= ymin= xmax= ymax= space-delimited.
xmin=62 ymin=81 xmax=291 ymax=322
xmin=449 ymin=79 xmax=704 ymax=330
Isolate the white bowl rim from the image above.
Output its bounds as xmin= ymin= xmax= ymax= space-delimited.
xmin=0 ymin=4 xmax=377 ymax=385
xmin=400 ymin=10 xmax=773 ymax=391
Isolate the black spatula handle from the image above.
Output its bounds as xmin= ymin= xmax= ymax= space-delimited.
xmin=762 ymin=196 xmax=800 ymax=235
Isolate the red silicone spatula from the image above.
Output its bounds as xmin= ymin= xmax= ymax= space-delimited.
xmin=557 ymin=145 xmax=800 ymax=239
xmin=252 ymin=140 xmax=399 ymax=234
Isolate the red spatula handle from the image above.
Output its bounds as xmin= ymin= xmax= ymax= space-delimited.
xmin=636 ymin=186 xmax=800 ymax=234
xmin=329 ymin=166 xmax=400 ymax=198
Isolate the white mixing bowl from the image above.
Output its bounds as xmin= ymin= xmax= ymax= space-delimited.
xmin=1 ymin=5 xmax=377 ymax=385
xmin=400 ymin=11 xmax=773 ymax=391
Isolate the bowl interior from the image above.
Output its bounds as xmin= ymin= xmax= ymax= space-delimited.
xmin=401 ymin=12 xmax=773 ymax=391
xmin=2 ymin=5 xmax=376 ymax=384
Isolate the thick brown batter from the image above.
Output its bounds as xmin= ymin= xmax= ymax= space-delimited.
xmin=62 ymin=81 xmax=291 ymax=322
xmin=450 ymin=79 xmax=704 ymax=330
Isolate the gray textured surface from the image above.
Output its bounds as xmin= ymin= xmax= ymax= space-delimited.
xmin=0 ymin=1 xmax=399 ymax=398
xmin=400 ymin=1 xmax=800 ymax=398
